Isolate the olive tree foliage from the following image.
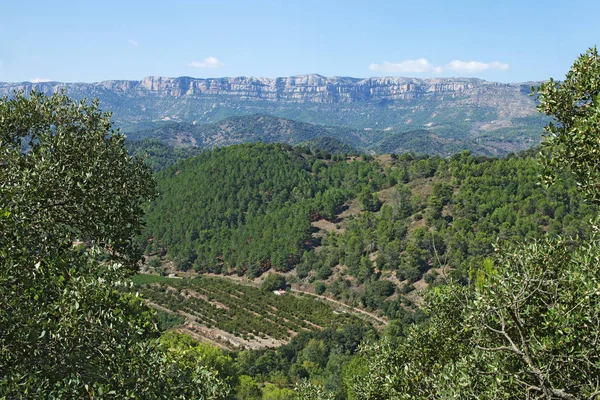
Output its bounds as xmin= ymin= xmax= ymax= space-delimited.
xmin=292 ymin=380 xmax=335 ymax=400
xmin=536 ymin=46 xmax=600 ymax=204
xmin=0 ymin=92 xmax=228 ymax=398
xmin=347 ymin=236 xmax=600 ymax=399
xmin=344 ymin=48 xmax=600 ymax=400
xmin=0 ymin=91 xmax=157 ymax=265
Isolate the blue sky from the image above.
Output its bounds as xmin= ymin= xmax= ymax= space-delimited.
xmin=1 ymin=0 xmax=598 ymax=83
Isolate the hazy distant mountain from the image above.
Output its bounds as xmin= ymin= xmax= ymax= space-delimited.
xmin=125 ymin=114 xmax=372 ymax=148
xmin=125 ymin=114 xmax=516 ymax=157
xmin=0 ymin=74 xmax=547 ymax=154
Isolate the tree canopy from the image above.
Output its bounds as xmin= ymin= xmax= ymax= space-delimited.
xmin=0 ymin=91 xmax=228 ymax=398
xmin=537 ymin=46 xmax=600 ymax=204
xmin=142 ymin=143 xmax=388 ymax=275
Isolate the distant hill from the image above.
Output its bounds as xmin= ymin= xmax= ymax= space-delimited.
xmin=124 ymin=114 xmax=371 ymax=149
xmin=125 ymin=139 xmax=203 ymax=171
xmin=125 ymin=114 xmax=522 ymax=156
xmin=1 ymin=74 xmax=547 ymax=154
xmin=299 ymin=137 xmax=359 ymax=155
xmin=367 ymin=129 xmax=501 ymax=156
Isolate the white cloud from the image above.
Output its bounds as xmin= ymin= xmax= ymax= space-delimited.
xmin=29 ymin=78 xmax=52 ymax=83
xmin=445 ymin=60 xmax=509 ymax=73
xmin=369 ymin=58 xmax=509 ymax=75
xmin=369 ymin=58 xmax=442 ymax=74
xmin=128 ymin=39 xmax=139 ymax=46
xmin=187 ymin=56 xmax=224 ymax=69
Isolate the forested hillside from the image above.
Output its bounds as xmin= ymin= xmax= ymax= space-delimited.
xmin=141 ymin=142 xmax=595 ymax=319
xmin=314 ymin=151 xmax=595 ymax=285
xmin=142 ymin=143 xmax=387 ymax=275
xmin=134 ymin=133 xmax=598 ymax=398
xmin=124 ymin=115 xmax=364 ymax=149
xmin=125 ymin=139 xmax=203 ymax=171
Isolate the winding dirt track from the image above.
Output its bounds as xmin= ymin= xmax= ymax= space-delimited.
xmin=288 ymin=289 xmax=388 ymax=326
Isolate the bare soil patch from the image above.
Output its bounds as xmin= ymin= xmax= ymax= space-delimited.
xmin=311 ymin=218 xmax=342 ymax=235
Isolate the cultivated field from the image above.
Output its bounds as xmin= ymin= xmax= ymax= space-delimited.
xmin=133 ymin=274 xmax=369 ymax=350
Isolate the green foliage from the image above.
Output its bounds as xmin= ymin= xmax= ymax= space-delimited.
xmin=159 ymin=332 xmax=238 ymax=387
xmin=148 ymin=257 xmax=162 ymax=269
xmin=261 ymin=274 xmax=287 ymax=292
xmin=299 ymin=339 xmax=328 ymax=370
xmin=366 ymin=279 xmax=394 ymax=298
xmin=347 ymin=233 xmax=600 ymax=399
xmin=235 ymin=375 xmax=262 ymax=399
xmin=232 ymin=324 xmax=376 ymax=398
xmin=299 ymin=137 xmax=359 ymax=155
xmin=143 ymin=143 xmax=388 ymax=275
xmin=536 ymin=46 xmax=600 ymax=204
xmin=154 ymin=309 xmax=185 ymax=331
xmin=0 ymin=91 xmax=227 ymax=398
xmin=261 ymin=383 xmax=295 ymax=400
xmin=293 ymin=380 xmax=335 ymax=400
xmin=131 ymin=273 xmax=169 ymax=285
xmin=341 ymin=353 xmax=371 ymax=400
xmin=357 ymin=186 xmax=381 ymax=212
xmin=0 ymin=90 xmax=155 ymax=266
xmin=389 ymin=183 xmax=413 ymax=218
xmin=126 ymin=139 xmax=202 ymax=171
xmin=314 ymin=281 xmax=327 ymax=295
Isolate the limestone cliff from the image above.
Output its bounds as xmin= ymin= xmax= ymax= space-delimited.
xmin=0 ymin=75 xmax=530 ymax=103
xmin=0 ymin=75 xmax=542 ymax=134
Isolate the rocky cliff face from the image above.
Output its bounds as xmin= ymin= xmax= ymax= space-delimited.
xmin=0 ymin=74 xmax=529 ymax=103
xmin=0 ymin=75 xmax=542 ymax=136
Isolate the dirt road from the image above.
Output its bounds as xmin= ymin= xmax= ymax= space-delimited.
xmin=289 ymin=288 xmax=388 ymax=326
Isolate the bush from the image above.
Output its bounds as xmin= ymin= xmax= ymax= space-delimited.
xmin=261 ymin=274 xmax=287 ymax=292
xmin=314 ymin=282 xmax=327 ymax=295
xmin=399 ymin=283 xmax=416 ymax=294
xmin=396 ymin=265 xmax=420 ymax=283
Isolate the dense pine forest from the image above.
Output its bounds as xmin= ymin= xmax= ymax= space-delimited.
xmin=139 ymin=142 xmax=595 ymax=313
xmin=141 ymin=143 xmax=386 ymax=274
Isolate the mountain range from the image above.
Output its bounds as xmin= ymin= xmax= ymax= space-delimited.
xmin=0 ymin=75 xmax=548 ymax=155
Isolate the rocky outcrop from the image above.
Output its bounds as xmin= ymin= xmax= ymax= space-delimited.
xmin=0 ymin=74 xmax=528 ymax=104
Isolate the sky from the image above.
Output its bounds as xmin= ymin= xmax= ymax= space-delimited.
xmin=1 ymin=0 xmax=599 ymax=83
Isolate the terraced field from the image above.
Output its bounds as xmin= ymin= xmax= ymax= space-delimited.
xmin=133 ymin=274 xmax=369 ymax=349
